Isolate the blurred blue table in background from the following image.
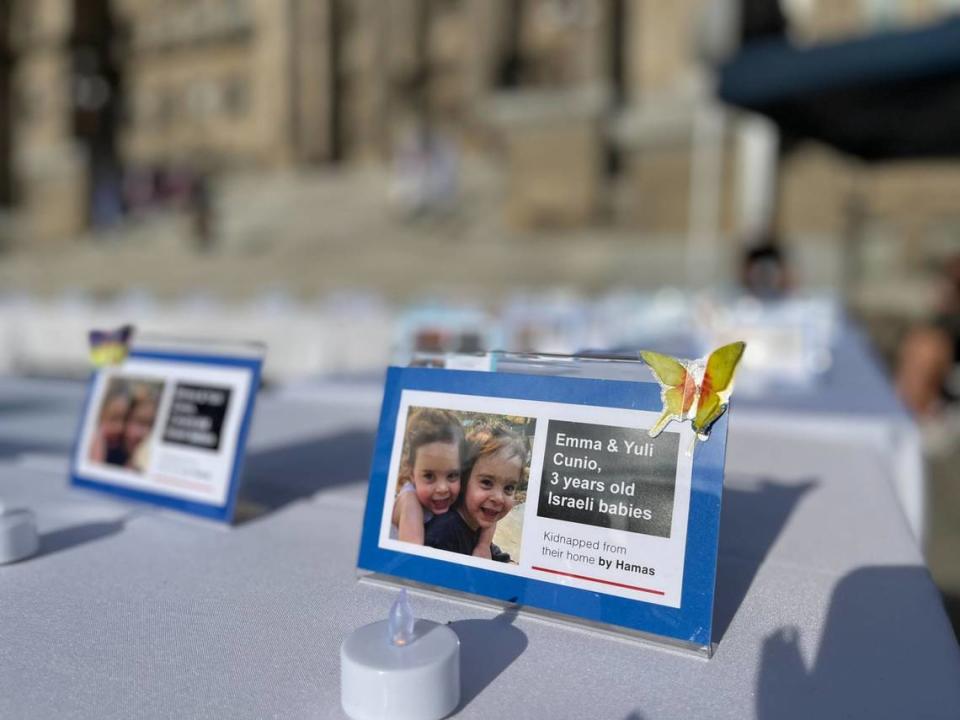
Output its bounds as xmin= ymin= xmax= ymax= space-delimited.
xmin=732 ymin=323 xmax=925 ymax=545
xmin=595 ymin=317 xmax=926 ymax=544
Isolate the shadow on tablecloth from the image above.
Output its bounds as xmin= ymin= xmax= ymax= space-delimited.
xmin=713 ymin=478 xmax=816 ymax=645
xmin=38 ymin=519 xmax=125 ymax=558
xmin=450 ymin=607 xmax=528 ymax=713
xmin=0 ymin=438 xmax=76 ymax=462
xmin=235 ymin=429 xmax=376 ymax=523
xmin=756 ymin=565 xmax=960 ymax=719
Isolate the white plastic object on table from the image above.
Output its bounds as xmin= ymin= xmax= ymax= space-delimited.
xmin=0 ymin=498 xmax=39 ymax=564
xmin=341 ymin=589 xmax=460 ymax=720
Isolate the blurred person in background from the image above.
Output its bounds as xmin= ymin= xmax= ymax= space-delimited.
xmin=897 ymin=254 xmax=960 ymax=418
xmin=389 ymin=58 xmax=459 ymax=220
xmin=740 ymin=237 xmax=793 ymax=301
xmin=391 ymin=123 xmax=459 ymax=219
xmin=190 ymin=171 xmax=215 ymax=253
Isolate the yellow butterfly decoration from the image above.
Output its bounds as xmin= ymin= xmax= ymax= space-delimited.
xmin=88 ymin=325 xmax=134 ymax=367
xmin=640 ymin=341 xmax=746 ymax=443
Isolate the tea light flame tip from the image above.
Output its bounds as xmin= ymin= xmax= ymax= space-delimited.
xmin=389 ymin=588 xmax=416 ymax=647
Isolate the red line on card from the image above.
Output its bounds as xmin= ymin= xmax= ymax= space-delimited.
xmin=153 ymin=474 xmax=212 ymax=493
xmin=531 ymin=566 xmax=665 ymax=596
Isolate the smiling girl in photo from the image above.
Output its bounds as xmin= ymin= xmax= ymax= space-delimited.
xmin=88 ymin=383 xmax=131 ymax=466
xmin=124 ymin=384 xmax=161 ymax=473
xmin=391 ymin=409 xmax=465 ymax=544
xmin=424 ymin=422 xmax=527 ymax=562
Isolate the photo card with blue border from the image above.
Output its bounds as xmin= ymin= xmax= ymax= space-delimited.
xmin=71 ymin=336 xmax=264 ymax=523
xmin=358 ymin=357 xmax=730 ymax=655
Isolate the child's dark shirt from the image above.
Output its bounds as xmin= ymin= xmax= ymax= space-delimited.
xmin=424 ymin=511 xmax=510 ymax=562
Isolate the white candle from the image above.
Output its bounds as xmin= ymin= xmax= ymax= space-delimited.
xmin=0 ymin=504 xmax=39 ymax=564
xmin=341 ymin=589 xmax=460 ymax=720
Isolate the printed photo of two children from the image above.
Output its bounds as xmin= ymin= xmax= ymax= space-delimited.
xmin=88 ymin=375 xmax=164 ymax=475
xmin=389 ymin=407 xmax=536 ymax=564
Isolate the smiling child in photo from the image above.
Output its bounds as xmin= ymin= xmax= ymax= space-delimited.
xmin=123 ymin=385 xmax=160 ymax=473
xmin=391 ymin=409 xmax=465 ymax=544
xmin=88 ymin=383 xmax=131 ymax=465
xmin=424 ymin=422 xmax=527 ymax=562
xmin=88 ymin=379 xmax=162 ymax=473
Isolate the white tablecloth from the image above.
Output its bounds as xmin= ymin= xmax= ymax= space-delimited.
xmin=0 ymin=378 xmax=956 ymax=719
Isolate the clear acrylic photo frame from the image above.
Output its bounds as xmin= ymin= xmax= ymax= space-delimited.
xmin=357 ymin=350 xmax=729 ymax=658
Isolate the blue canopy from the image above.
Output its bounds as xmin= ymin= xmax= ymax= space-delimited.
xmin=718 ymin=17 xmax=960 ymax=160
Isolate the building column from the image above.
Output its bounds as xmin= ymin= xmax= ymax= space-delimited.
xmin=11 ymin=0 xmax=88 ymax=248
xmin=0 ymin=2 xmax=14 ymax=211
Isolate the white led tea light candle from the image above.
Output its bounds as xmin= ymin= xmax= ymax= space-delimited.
xmin=0 ymin=498 xmax=39 ymax=564
xmin=341 ymin=589 xmax=460 ymax=720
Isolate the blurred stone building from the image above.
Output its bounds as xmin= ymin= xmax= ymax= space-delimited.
xmin=2 ymin=0 xmax=960 ymax=304
xmin=0 ymin=0 xmax=747 ymax=249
